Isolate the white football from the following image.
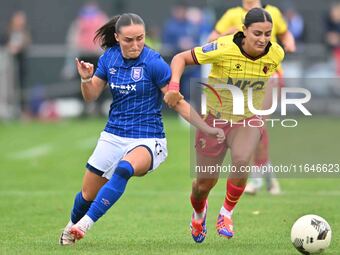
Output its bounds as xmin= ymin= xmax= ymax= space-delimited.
xmin=291 ymin=214 xmax=332 ymax=254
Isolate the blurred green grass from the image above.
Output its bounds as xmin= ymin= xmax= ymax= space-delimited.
xmin=0 ymin=116 xmax=339 ymax=254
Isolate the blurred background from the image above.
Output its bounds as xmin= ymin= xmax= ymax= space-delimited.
xmin=1 ymin=0 xmax=340 ymax=120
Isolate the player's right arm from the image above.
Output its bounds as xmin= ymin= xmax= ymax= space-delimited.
xmin=163 ymin=50 xmax=196 ymax=108
xmin=75 ymin=58 xmax=106 ymax=102
xmin=164 ymin=41 xmax=222 ymax=107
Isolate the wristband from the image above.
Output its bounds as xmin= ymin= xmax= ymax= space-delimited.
xmin=81 ymin=77 xmax=92 ymax=83
xmin=168 ymin=81 xmax=180 ymax=91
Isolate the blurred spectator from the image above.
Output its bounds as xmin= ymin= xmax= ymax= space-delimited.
xmin=161 ymin=3 xmax=192 ymax=56
xmin=145 ymin=25 xmax=162 ymax=52
xmin=161 ymin=4 xmax=210 ymax=105
xmin=4 ymin=11 xmax=31 ymax=114
xmin=325 ymin=2 xmax=340 ymax=76
xmin=284 ymin=8 xmax=305 ymax=43
xmin=62 ymin=2 xmax=108 ymax=80
xmin=62 ymin=2 xmax=108 ymax=116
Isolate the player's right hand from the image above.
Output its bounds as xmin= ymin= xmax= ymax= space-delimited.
xmin=164 ymin=90 xmax=184 ymax=108
xmin=75 ymin=58 xmax=94 ymax=79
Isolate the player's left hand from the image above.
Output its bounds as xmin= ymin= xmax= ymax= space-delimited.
xmin=206 ymin=127 xmax=225 ymax=144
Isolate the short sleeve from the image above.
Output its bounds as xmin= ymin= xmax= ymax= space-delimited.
xmin=272 ymin=7 xmax=288 ymax=35
xmin=94 ymin=52 xmax=108 ymax=81
xmin=192 ymin=40 xmax=223 ymax=65
xmin=215 ymin=10 xmax=233 ymax=34
xmin=148 ymin=55 xmax=171 ymax=88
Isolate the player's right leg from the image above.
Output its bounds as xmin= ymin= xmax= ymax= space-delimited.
xmin=59 ymin=170 xmax=107 ymax=245
xmin=191 ymin=130 xmax=226 ymax=243
xmin=190 ymin=176 xmax=219 ymax=243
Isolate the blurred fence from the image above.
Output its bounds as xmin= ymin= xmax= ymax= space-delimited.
xmin=1 ymin=43 xmax=340 ymax=120
xmin=0 ymin=48 xmax=17 ymax=119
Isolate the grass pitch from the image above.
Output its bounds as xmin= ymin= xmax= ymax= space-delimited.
xmin=0 ymin=116 xmax=339 ymax=255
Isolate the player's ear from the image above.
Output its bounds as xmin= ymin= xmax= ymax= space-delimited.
xmin=242 ymin=25 xmax=247 ymax=36
xmin=114 ymin=33 xmax=119 ymax=42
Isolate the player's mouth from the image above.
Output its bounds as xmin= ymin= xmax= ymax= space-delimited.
xmin=256 ymin=43 xmax=266 ymax=48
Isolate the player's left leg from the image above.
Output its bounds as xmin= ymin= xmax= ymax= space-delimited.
xmin=217 ymin=125 xmax=261 ymax=238
xmin=245 ymin=73 xmax=282 ymax=195
xmin=70 ymin=146 xmax=152 ymax=241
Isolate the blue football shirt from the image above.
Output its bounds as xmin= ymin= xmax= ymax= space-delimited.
xmin=94 ymin=45 xmax=170 ymax=138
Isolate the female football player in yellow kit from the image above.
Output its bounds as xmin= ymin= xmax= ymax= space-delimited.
xmin=207 ymin=0 xmax=296 ymax=195
xmin=164 ymin=8 xmax=284 ymax=243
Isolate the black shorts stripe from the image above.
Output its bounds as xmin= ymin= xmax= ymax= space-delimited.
xmin=86 ymin=163 xmax=105 ymax=177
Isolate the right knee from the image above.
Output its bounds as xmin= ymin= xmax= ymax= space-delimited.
xmin=192 ymin=179 xmax=217 ymax=197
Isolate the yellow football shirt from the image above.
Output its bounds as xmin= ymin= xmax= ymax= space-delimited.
xmin=215 ymin=5 xmax=288 ymax=43
xmin=192 ymin=32 xmax=284 ymax=122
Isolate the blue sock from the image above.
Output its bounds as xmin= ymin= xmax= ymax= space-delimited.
xmin=86 ymin=160 xmax=134 ymax=222
xmin=71 ymin=191 xmax=92 ymax=224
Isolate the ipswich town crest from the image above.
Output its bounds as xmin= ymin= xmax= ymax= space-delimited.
xmin=131 ymin=67 xmax=143 ymax=82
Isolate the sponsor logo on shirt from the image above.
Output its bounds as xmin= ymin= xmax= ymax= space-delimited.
xmin=202 ymin=42 xmax=218 ymax=53
xmin=110 ymin=83 xmax=137 ymax=94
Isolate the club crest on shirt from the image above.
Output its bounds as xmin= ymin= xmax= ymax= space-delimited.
xmin=263 ymin=65 xmax=269 ymax=74
xmin=131 ymin=67 xmax=143 ymax=82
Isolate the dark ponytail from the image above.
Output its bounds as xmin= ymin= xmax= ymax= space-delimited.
xmin=94 ymin=13 xmax=145 ymax=49
xmin=244 ymin=7 xmax=272 ymax=28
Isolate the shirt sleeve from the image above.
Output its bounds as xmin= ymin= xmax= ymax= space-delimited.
xmin=215 ymin=10 xmax=233 ymax=34
xmin=94 ymin=52 xmax=108 ymax=81
xmin=272 ymin=7 xmax=288 ymax=35
xmin=148 ymin=55 xmax=171 ymax=88
xmin=192 ymin=40 xmax=223 ymax=65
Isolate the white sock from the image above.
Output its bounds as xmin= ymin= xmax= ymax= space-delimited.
xmin=220 ymin=206 xmax=233 ymax=219
xmin=194 ymin=206 xmax=207 ymax=220
xmin=65 ymin=220 xmax=74 ymax=230
xmin=76 ymin=215 xmax=94 ymax=231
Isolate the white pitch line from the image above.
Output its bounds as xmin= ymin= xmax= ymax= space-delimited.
xmin=7 ymin=144 xmax=52 ymax=160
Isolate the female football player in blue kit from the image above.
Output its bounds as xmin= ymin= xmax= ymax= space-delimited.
xmin=59 ymin=13 xmax=224 ymax=245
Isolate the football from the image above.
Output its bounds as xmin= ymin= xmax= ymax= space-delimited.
xmin=291 ymin=215 xmax=332 ymax=254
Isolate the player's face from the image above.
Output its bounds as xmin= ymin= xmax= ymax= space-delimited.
xmin=115 ymin=24 xmax=145 ymax=59
xmin=243 ymin=21 xmax=272 ymax=56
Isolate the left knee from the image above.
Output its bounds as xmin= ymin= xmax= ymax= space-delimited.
xmin=114 ymin=160 xmax=135 ymax=180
